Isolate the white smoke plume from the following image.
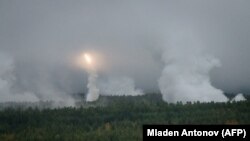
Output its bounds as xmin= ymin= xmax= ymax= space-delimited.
xmin=231 ymin=93 xmax=246 ymax=102
xmin=0 ymin=52 xmax=39 ymax=102
xmin=99 ymin=76 xmax=144 ymax=96
xmin=158 ymin=31 xmax=228 ymax=103
xmin=82 ymin=53 xmax=100 ymax=102
xmin=86 ymin=71 xmax=99 ymax=102
xmin=0 ymin=52 xmax=75 ymax=107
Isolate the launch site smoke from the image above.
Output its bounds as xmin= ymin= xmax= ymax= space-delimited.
xmin=0 ymin=1 xmax=250 ymax=106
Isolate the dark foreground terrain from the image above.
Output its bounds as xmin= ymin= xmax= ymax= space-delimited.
xmin=0 ymin=94 xmax=249 ymax=141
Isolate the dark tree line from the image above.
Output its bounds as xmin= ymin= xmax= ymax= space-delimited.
xmin=0 ymin=93 xmax=249 ymax=141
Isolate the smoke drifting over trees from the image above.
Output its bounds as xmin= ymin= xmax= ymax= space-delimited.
xmin=0 ymin=0 xmax=250 ymax=105
xmin=99 ymin=77 xmax=144 ymax=96
xmin=158 ymin=30 xmax=228 ymax=103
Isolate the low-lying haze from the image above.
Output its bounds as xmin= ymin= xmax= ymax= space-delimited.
xmin=0 ymin=0 xmax=249 ymax=104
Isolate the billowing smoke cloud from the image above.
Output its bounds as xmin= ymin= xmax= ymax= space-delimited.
xmin=0 ymin=52 xmax=39 ymax=102
xmin=231 ymin=93 xmax=246 ymax=102
xmin=99 ymin=76 xmax=144 ymax=96
xmin=0 ymin=52 xmax=75 ymax=107
xmin=86 ymin=72 xmax=99 ymax=102
xmin=158 ymin=31 xmax=228 ymax=103
xmin=0 ymin=1 xmax=249 ymax=106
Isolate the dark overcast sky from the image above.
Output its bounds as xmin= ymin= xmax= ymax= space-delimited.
xmin=0 ymin=0 xmax=250 ymax=95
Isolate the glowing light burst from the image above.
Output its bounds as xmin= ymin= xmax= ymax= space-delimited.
xmin=75 ymin=51 xmax=104 ymax=71
xmin=84 ymin=53 xmax=92 ymax=65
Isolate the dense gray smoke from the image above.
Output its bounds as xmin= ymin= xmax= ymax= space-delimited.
xmin=0 ymin=52 xmax=75 ymax=107
xmin=231 ymin=93 xmax=246 ymax=102
xmin=86 ymin=72 xmax=99 ymax=102
xmin=0 ymin=1 xmax=249 ymax=106
xmin=0 ymin=52 xmax=39 ymax=102
xmin=158 ymin=31 xmax=228 ymax=103
xmin=99 ymin=76 xmax=144 ymax=96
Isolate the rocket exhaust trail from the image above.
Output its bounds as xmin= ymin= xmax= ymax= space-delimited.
xmin=86 ymin=71 xmax=99 ymax=101
xmin=83 ymin=53 xmax=100 ymax=102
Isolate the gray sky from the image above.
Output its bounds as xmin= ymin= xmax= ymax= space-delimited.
xmin=0 ymin=0 xmax=250 ymax=96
